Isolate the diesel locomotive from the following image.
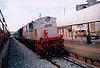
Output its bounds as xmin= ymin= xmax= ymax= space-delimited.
xmin=16 ymin=16 xmax=64 ymax=57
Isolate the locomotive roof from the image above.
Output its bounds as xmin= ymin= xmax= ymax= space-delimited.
xmin=34 ymin=16 xmax=56 ymax=23
xmin=20 ymin=16 xmax=56 ymax=29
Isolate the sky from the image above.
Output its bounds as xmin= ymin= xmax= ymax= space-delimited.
xmin=0 ymin=0 xmax=87 ymax=31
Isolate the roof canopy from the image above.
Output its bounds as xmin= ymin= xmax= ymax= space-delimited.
xmin=57 ymin=3 xmax=100 ymax=26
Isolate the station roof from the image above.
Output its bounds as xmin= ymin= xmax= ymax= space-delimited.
xmin=57 ymin=3 xmax=100 ymax=27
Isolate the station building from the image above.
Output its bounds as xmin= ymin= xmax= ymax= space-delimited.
xmin=57 ymin=0 xmax=100 ymax=40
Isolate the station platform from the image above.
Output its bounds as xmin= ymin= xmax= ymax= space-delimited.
xmin=64 ymin=39 xmax=100 ymax=61
xmin=7 ymin=37 xmax=57 ymax=68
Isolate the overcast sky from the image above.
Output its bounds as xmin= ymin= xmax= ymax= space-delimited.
xmin=0 ymin=0 xmax=87 ymax=31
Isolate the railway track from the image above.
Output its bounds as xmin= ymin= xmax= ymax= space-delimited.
xmin=60 ymin=57 xmax=85 ymax=68
xmin=61 ymin=56 xmax=97 ymax=68
xmin=46 ymin=57 xmax=82 ymax=68
xmin=46 ymin=58 xmax=62 ymax=68
xmin=46 ymin=56 xmax=97 ymax=68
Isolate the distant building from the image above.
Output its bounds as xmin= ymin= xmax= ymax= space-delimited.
xmin=76 ymin=4 xmax=88 ymax=11
xmin=76 ymin=0 xmax=100 ymax=11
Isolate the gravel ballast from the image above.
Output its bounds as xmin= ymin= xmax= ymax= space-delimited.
xmin=7 ymin=38 xmax=57 ymax=68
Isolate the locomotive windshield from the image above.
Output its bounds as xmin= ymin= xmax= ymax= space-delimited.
xmin=29 ymin=23 xmax=33 ymax=29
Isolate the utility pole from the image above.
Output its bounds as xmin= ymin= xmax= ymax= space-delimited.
xmin=39 ymin=12 xmax=41 ymax=18
xmin=64 ymin=8 xmax=65 ymax=16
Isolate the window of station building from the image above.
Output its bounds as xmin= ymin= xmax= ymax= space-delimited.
xmin=29 ymin=23 xmax=33 ymax=32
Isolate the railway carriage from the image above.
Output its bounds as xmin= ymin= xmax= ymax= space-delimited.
xmin=0 ymin=10 xmax=10 ymax=68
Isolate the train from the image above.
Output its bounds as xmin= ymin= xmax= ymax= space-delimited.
xmin=0 ymin=10 xmax=10 ymax=68
xmin=15 ymin=16 xmax=64 ymax=58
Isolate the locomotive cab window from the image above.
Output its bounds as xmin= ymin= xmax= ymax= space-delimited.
xmin=29 ymin=23 xmax=33 ymax=32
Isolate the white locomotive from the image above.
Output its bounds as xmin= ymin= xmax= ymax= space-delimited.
xmin=17 ymin=16 xmax=64 ymax=57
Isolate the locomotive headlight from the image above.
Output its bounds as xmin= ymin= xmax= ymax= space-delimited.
xmin=46 ymin=17 xmax=50 ymax=21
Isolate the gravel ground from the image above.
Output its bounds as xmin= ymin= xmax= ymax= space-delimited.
xmin=51 ymin=57 xmax=82 ymax=68
xmin=7 ymin=38 xmax=57 ymax=68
